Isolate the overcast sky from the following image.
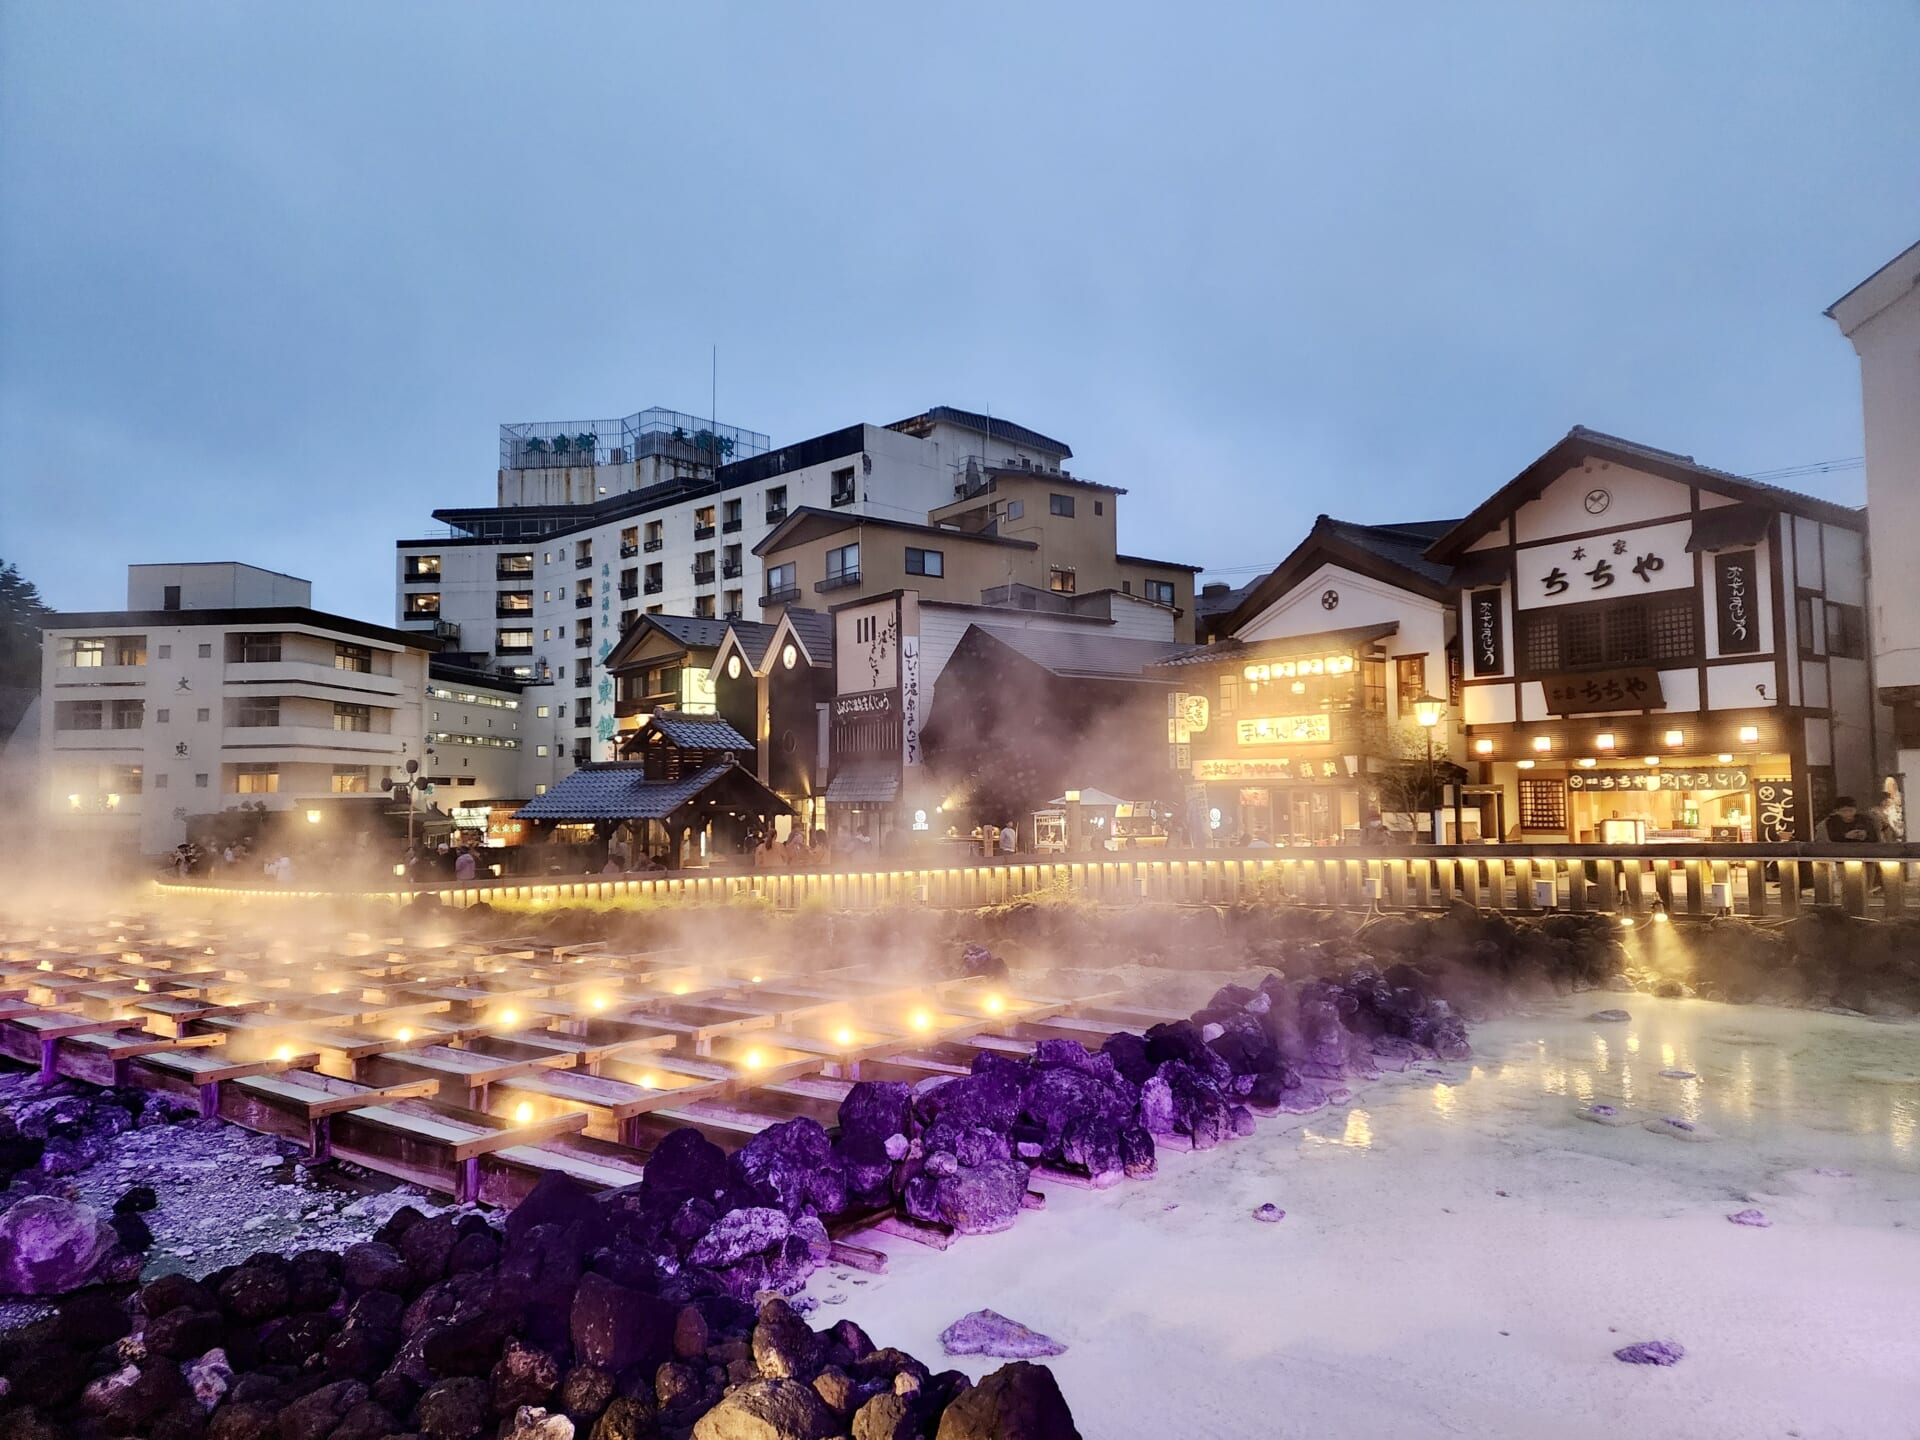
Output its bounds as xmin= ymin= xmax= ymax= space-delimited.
xmin=2 ymin=3 xmax=1915 ymax=618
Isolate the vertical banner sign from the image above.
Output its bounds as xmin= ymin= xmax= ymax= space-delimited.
xmin=1713 ymin=549 xmax=1760 ymax=655
xmin=1469 ymin=589 xmax=1504 ymax=675
xmin=900 ymin=636 xmax=921 ymax=768
xmin=1755 ymin=778 xmax=1795 ymax=844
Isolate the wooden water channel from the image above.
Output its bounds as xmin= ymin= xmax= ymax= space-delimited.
xmin=0 ymin=919 xmax=1181 ymax=1245
xmin=162 ymin=844 xmax=1920 ymax=921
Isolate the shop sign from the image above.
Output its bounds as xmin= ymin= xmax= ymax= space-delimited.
xmin=1567 ymin=767 xmax=1749 ymax=792
xmin=1196 ymin=757 xmax=1347 ymax=782
xmin=679 ymin=666 xmax=716 ymax=715
xmin=832 ymin=688 xmax=896 ymax=719
xmin=1515 ymin=518 xmax=1692 ymax=609
xmin=1241 ymin=654 xmax=1355 ymax=682
xmin=1469 ymin=589 xmax=1504 ymax=675
xmin=1755 ymin=777 xmax=1795 ymax=843
xmin=1713 ymin=549 xmax=1760 ymax=655
xmin=901 ymin=636 xmax=921 ymax=768
xmin=1541 ymin=667 xmax=1664 ymax=714
xmin=1235 ymin=713 xmax=1332 ymax=745
xmin=1167 ymin=691 xmax=1209 ymax=740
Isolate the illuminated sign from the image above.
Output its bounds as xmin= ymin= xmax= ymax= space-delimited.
xmin=679 ymin=666 xmax=717 ymax=715
xmin=1241 ymin=655 xmax=1355 ymax=683
xmin=1235 ymin=714 xmax=1331 ymax=745
xmin=833 ymin=689 xmax=896 ymax=719
xmin=1567 ymin=767 xmax=1749 ymax=792
xmin=1196 ymin=757 xmax=1348 ymax=782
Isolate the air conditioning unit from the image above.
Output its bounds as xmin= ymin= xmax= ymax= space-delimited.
xmin=1532 ymin=878 xmax=1557 ymax=909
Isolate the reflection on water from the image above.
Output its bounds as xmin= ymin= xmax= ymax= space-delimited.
xmin=1303 ymin=1106 xmax=1376 ymax=1150
xmin=1482 ymin=999 xmax=1919 ymax=1166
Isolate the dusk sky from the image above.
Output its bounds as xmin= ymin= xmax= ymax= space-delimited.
xmin=2 ymin=3 xmax=1915 ymax=619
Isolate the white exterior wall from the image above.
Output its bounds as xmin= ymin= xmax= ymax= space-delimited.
xmin=42 ymin=617 xmax=430 ymax=855
xmin=425 ymin=678 xmax=526 ymax=802
xmin=127 ymin=563 xmax=311 ymax=610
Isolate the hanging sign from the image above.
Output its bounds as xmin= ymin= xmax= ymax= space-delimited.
xmin=1541 ymin=667 xmax=1665 ymax=714
xmin=1713 ymin=549 xmax=1760 ymax=655
xmin=1755 ymin=777 xmax=1795 ymax=843
xmin=1469 ymin=589 xmax=1504 ymax=675
xmin=901 ymin=636 xmax=922 ymax=768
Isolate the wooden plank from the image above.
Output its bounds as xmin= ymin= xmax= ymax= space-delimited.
xmin=232 ymin=1073 xmax=440 ymax=1117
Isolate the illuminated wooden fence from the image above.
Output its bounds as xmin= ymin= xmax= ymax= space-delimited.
xmin=159 ymin=844 xmax=1920 ymax=921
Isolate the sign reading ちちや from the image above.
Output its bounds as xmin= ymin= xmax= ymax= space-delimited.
xmin=1541 ymin=667 xmax=1665 ymax=714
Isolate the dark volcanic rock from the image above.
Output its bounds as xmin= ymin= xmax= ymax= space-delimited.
xmin=276 ymin=1378 xmax=368 ymax=1440
xmin=689 ymin=1377 xmax=842 ymax=1440
xmin=416 ymin=1374 xmax=490 ymax=1440
xmin=688 ymin=1206 xmax=790 ymax=1268
xmin=933 ymin=1159 xmax=1028 ymax=1234
xmin=571 ymin=1270 xmax=675 ymax=1375
xmin=934 ymin=1361 xmax=1080 ymax=1439
xmin=752 ymin=1297 xmax=822 ymax=1380
xmin=114 ymin=1183 xmax=158 ymax=1214
xmin=341 ymin=1241 xmax=408 ymax=1296
xmin=219 ymin=1261 xmax=291 ymax=1322
xmin=492 ymin=1336 xmax=563 ymax=1410
xmin=147 ymin=1306 xmax=228 ymax=1361
xmin=590 ymin=1394 xmax=657 ymax=1440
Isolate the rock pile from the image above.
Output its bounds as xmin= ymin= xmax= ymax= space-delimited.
xmin=0 ymin=1179 xmax=1080 ymax=1439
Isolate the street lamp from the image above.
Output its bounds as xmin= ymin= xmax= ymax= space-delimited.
xmin=1413 ymin=694 xmax=1444 ymax=843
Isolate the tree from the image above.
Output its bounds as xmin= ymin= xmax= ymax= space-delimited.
xmin=0 ymin=560 xmax=50 ymax=689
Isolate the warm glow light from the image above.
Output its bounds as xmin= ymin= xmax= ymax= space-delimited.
xmin=782 ymin=644 xmax=798 ymax=670
xmin=392 ymin=864 xmax=407 ymax=877
xmin=743 ymin=1048 xmax=765 ymax=1069
xmin=984 ymin=994 xmax=1004 ymax=1014
xmin=513 ymin=1102 xmax=534 ymax=1123
xmin=1716 ymin=753 xmax=1734 ymax=764
xmin=1413 ymin=696 xmax=1443 ymax=728
xmin=36 ymin=960 xmax=50 ymax=971
xmin=395 ymin=1028 xmax=413 ymax=1042
xmin=909 ymin=1008 xmax=932 ymax=1032
xmin=1577 ymin=757 xmax=1597 ymax=769
xmin=498 ymin=1009 xmax=519 ymax=1027
xmin=134 ymin=979 xmax=150 ymax=992
xmin=1619 ymin=917 xmax=1635 ymax=928
xmin=1643 ymin=756 xmax=1660 ymax=766
xmin=1738 ymin=725 xmax=1760 ymax=745
xmin=1531 ymin=736 xmax=1551 ymax=753
xmin=305 ymin=810 xmax=322 ymax=824
xmin=750 ymin=975 xmax=763 ymax=984
xmin=640 ymin=1073 xmax=658 ymax=1088
xmin=1473 ymin=738 xmax=1494 ymax=755
xmin=590 ymin=995 xmax=607 ymax=1011
xmin=1664 ymin=730 xmax=1684 ymax=747
xmin=1517 ymin=759 xmax=1535 ymax=769
xmin=274 ymin=1045 xmax=293 ymax=1062
xmin=834 ymin=1027 xmax=855 ymax=1046
xmin=1595 ymin=733 xmax=1616 ymax=750
xmin=671 ymin=983 xmax=689 ymax=996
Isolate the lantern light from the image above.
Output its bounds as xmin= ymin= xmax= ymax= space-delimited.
xmin=1412 ymin=695 xmax=1444 ymax=729
xmin=1517 ymin=759 xmax=1535 ymax=770
xmin=1473 ymin=738 xmax=1494 ymax=756
xmin=1664 ymin=729 xmax=1684 ymax=747
xmin=1532 ymin=736 xmax=1552 ymax=753
xmin=1738 ymin=726 xmax=1760 ymax=745
xmin=1716 ymin=753 xmax=1734 ymax=764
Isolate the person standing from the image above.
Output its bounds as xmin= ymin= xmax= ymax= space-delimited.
xmin=999 ymin=820 xmax=1017 ymax=854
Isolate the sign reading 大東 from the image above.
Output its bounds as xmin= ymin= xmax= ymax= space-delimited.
xmin=1541 ymin=667 xmax=1665 ymax=714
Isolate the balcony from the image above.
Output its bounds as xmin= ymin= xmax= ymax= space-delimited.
xmin=815 ymin=571 xmax=862 ymax=593
xmin=693 ymin=524 xmax=716 ymax=541
xmin=619 ymin=542 xmax=639 ymax=558
xmin=691 ymin=569 xmax=716 ymax=587
xmin=570 ymin=746 xmax=592 ymax=764
xmin=405 ymin=606 xmax=441 ymax=621
xmin=402 ymin=572 xmax=441 ymax=586
xmin=722 ymin=518 xmax=742 ymax=534
xmin=494 ymin=604 xmax=533 ymax=619
xmin=218 ymin=724 xmax=395 ymax=756
xmin=760 ymin=586 xmax=802 ymax=608
xmin=721 ymin=560 xmax=743 ymax=580
xmin=496 ymin=643 xmax=533 ymax=657
xmin=574 ymin=713 xmax=593 ymax=729
xmin=575 ymin=670 xmax=592 ymax=686
xmin=643 ymin=538 xmax=663 ymax=553
xmin=219 ymin=660 xmax=404 ymax=701
xmin=575 ymin=632 xmax=592 ymax=649
xmin=575 ymin=554 xmax=593 ymax=570
xmin=644 ymin=578 xmax=663 ymax=595
xmin=765 ymin=507 xmax=787 ymax=525
xmin=831 ymin=489 xmax=856 ymax=509
xmin=495 ymin=563 xmax=534 ymax=582
xmin=574 ymin=594 xmax=592 ymax=609
xmin=618 ymin=584 xmax=638 ymax=599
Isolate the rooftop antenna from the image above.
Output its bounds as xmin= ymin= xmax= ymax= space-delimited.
xmin=710 ymin=343 xmax=718 ymax=472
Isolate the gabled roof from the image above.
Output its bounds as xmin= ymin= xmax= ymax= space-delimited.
xmin=514 ymin=759 xmax=788 ymax=822
xmin=1219 ymin=515 xmax=1460 ymax=635
xmin=1825 ymin=238 xmax=1920 ymax=332
xmin=754 ymin=506 xmax=1036 ymax=558
xmin=1150 ymin=622 xmax=1401 ymax=671
xmin=603 ymin=612 xmax=730 ymax=671
xmin=777 ymin=608 xmax=834 ymax=666
xmin=887 ymin=406 xmax=1072 ymax=459
xmin=1425 ymin=426 xmax=1864 ymax=563
xmin=645 ymin=712 xmax=751 ymax=751
xmin=969 ymin=625 xmax=1187 ymax=681
xmin=715 ymin=619 xmax=779 ymax=675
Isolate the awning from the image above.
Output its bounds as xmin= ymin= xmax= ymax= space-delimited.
xmin=825 ymin=761 xmax=900 ymax=805
xmin=1687 ymin=504 xmax=1771 ymax=553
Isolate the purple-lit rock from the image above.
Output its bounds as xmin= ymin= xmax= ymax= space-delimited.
xmin=1614 ymin=1340 xmax=1685 ymax=1366
xmin=735 ymin=1118 xmax=847 ymax=1218
xmin=1252 ymin=1203 xmax=1285 ymax=1223
xmin=0 ymin=1195 xmax=115 ymax=1295
xmin=1659 ymin=1069 xmax=1697 ymax=1079
xmin=933 ymin=1159 xmax=1029 ymax=1234
xmin=688 ymin=1207 xmax=790 ymax=1268
xmin=1726 ymin=1209 xmax=1771 ymax=1228
xmin=938 ymin=1308 xmax=1067 ymax=1359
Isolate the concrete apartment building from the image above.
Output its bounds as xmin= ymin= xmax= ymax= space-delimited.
xmin=1829 ymin=238 xmax=1920 ymax=827
xmin=40 ymin=563 xmax=437 ymax=855
xmin=395 ymin=403 xmax=1084 ymax=782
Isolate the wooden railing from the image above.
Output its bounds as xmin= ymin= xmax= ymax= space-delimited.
xmin=155 ymin=844 xmax=1920 ymax=921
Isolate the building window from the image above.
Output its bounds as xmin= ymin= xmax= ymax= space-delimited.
xmin=163 ymin=585 xmax=181 ymax=611
xmin=1048 ymin=567 xmax=1076 ymax=594
xmin=1005 ymin=498 xmax=1024 ymax=521
xmin=644 ymin=562 xmax=663 ymax=593
xmin=234 ymin=763 xmax=279 ymax=795
xmin=766 ymin=562 xmax=797 ymax=599
xmin=197 ymin=642 xmax=212 ymax=658
xmin=1360 ymin=658 xmax=1386 ymax=711
xmin=496 ymin=628 xmax=533 ymax=655
xmin=194 ymin=773 xmax=208 ymax=788
xmin=1518 ymin=777 xmax=1569 ymax=830
xmin=234 ymin=697 xmax=280 ymax=728
xmin=330 ymin=766 xmax=369 ymax=794
xmin=644 ymin=520 xmax=663 ymax=550
xmin=724 ymin=589 xmax=743 ymax=618
xmin=110 ymin=699 xmax=144 ymax=730
xmin=230 ymin=633 xmax=281 ymax=663
xmin=1828 ymin=601 xmax=1865 ymax=659
xmin=55 ymin=700 xmax=103 ymax=731
xmin=498 ymin=551 xmax=533 ymax=579
xmin=692 ymin=551 xmax=716 ymax=585
xmin=620 ymin=526 xmax=639 ymax=556
xmin=1094 ymin=499 xmax=1105 ymax=516
xmin=905 ymin=547 xmax=944 ymax=577
xmin=694 ymin=594 xmax=716 ymax=618
xmin=405 ymin=593 xmax=441 ymax=618
xmin=1395 ymin=655 xmax=1426 ymax=706
xmin=155 ymin=708 xmax=170 ymax=723
xmin=1218 ymin=675 xmax=1239 ymax=714
xmin=1049 ymin=493 xmax=1075 ymax=518
xmin=536 ymin=744 xmax=549 ymax=757
xmin=404 ymin=555 xmax=441 ymax=582
xmin=332 ymin=702 xmax=371 ymax=732
xmin=722 ymin=498 xmax=742 ymax=532
xmin=1518 ymin=597 xmax=1698 ymax=674
xmin=496 ymin=591 xmax=533 ymax=615
xmin=825 ymin=544 xmax=860 ymax=585
xmin=831 ymin=467 xmax=857 ymax=507
xmin=766 ymin=485 xmax=788 ymax=523
xmin=536 ymin=704 xmax=550 ymax=719
xmin=154 ymin=773 xmax=168 ymax=790
xmin=1145 ymin=579 xmax=1176 ymax=607
xmin=334 ymin=642 xmax=373 ymax=673
xmin=60 ymin=637 xmax=108 ymax=667
xmin=535 ymin=783 xmax=548 ymax=795
xmin=156 ymin=644 xmax=170 ymax=659
xmin=619 ymin=567 xmax=638 ymax=597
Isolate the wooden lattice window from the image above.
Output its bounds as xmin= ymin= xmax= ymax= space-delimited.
xmin=1518 ymin=776 xmax=1568 ymax=831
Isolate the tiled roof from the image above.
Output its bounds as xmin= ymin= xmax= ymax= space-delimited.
xmin=825 ymin=760 xmax=899 ymax=804
xmin=725 ymin=620 xmax=779 ymax=670
xmin=1151 ymin=622 xmax=1400 ymax=670
xmin=782 ymin=609 xmax=834 ymax=665
xmin=647 ymin=615 xmax=734 ymax=649
xmin=1320 ymin=517 xmax=1459 ymax=588
xmin=972 ymin=625 xmax=1188 ymax=679
xmin=647 ymin=713 xmax=751 ymax=750
xmin=513 ymin=763 xmax=733 ymax=821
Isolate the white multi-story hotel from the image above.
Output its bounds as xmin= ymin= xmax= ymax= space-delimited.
xmin=394 ymin=404 xmax=1077 ymax=788
xmin=40 ymin=563 xmax=441 ymax=855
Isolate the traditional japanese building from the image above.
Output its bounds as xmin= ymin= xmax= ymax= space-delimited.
xmin=710 ymin=609 xmax=836 ymax=837
xmin=1428 ymin=427 xmax=1874 ymax=843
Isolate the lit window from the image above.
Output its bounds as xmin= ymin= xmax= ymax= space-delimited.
xmin=334 ymin=642 xmax=373 ymax=672
xmin=332 ymin=702 xmax=371 ymax=733
xmin=234 ymin=763 xmax=279 ymax=795
xmin=1048 ymin=567 xmax=1077 ymax=594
